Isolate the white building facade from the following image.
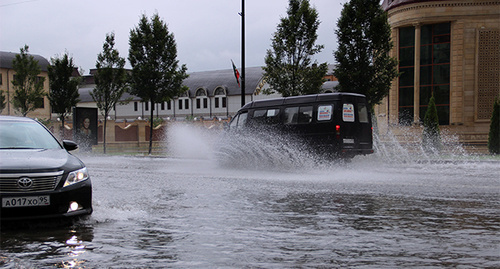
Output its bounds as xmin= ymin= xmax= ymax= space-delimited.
xmin=77 ymin=66 xmax=338 ymax=121
xmin=78 ymin=66 xmax=277 ymax=121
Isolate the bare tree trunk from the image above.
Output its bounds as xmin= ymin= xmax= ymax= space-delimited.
xmin=103 ymin=114 xmax=107 ymax=154
xmin=61 ymin=116 xmax=65 ymax=139
xmin=148 ymin=101 xmax=154 ymax=155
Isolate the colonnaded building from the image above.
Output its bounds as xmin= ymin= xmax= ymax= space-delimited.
xmin=376 ymin=0 xmax=499 ymax=147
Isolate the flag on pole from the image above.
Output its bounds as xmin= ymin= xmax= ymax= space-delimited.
xmin=231 ymin=60 xmax=240 ymax=87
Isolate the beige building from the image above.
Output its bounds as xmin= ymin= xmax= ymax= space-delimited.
xmin=0 ymin=51 xmax=52 ymax=119
xmin=377 ymin=0 xmax=500 ymax=148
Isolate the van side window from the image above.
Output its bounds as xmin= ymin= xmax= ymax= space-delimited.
xmin=284 ymin=107 xmax=299 ymax=124
xmin=266 ymin=109 xmax=279 ymax=117
xmin=358 ymin=103 xmax=369 ymax=123
xmin=342 ymin=103 xmax=355 ymax=122
xmin=229 ymin=112 xmax=248 ymax=129
xmin=284 ymin=106 xmax=313 ymax=124
xmin=253 ymin=110 xmax=267 ymax=118
xmin=253 ymin=108 xmax=280 ymax=124
xmin=298 ymin=106 xmax=313 ymax=124
xmin=229 ymin=115 xmax=239 ymax=128
xmin=317 ymin=105 xmax=333 ymax=121
xmin=237 ymin=112 xmax=247 ymax=129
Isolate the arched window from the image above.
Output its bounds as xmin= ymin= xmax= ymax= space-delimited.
xmin=214 ymin=87 xmax=227 ymax=108
xmin=214 ymin=87 xmax=226 ymax=96
xmin=179 ymin=91 xmax=189 ymax=110
xmin=196 ymin=88 xmax=207 ymax=96
xmin=195 ymin=88 xmax=208 ymax=109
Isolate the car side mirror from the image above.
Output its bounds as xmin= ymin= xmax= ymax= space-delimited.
xmin=63 ymin=140 xmax=79 ymax=151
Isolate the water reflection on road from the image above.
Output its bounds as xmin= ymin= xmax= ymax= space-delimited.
xmin=1 ymin=155 xmax=499 ymax=268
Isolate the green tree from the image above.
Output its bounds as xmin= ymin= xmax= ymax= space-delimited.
xmin=262 ymin=0 xmax=328 ymax=97
xmin=11 ymin=45 xmax=46 ymax=116
xmin=47 ymin=53 xmax=81 ymax=138
xmin=0 ymin=90 xmax=5 ymax=113
xmin=333 ymin=0 xmax=398 ymax=111
xmin=422 ymin=95 xmax=441 ymax=153
xmin=128 ymin=13 xmax=188 ymax=154
xmin=92 ymin=32 xmax=128 ymax=154
xmin=488 ymin=97 xmax=500 ymax=154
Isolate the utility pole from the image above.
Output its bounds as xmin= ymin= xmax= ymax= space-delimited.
xmin=240 ymin=0 xmax=245 ymax=107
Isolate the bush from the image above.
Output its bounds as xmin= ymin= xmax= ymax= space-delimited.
xmin=488 ymin=97 xmax=500 ymax=154
xmin=422 ymin=95 xmax=441 ymax=153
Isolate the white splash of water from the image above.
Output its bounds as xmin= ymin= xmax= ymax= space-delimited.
xmin=373 ymin=125 xmax=472 ymax=164
xmin=214 ymin=128 xmax=336 ymax=171
xmin=165 ymin=123 xmax=221 ymax=160
xmin=164 ymin=121 xmax=477 ymax=172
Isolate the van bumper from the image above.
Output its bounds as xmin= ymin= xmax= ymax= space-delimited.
xmin=340 ymin=148 xmax=374 ymax=157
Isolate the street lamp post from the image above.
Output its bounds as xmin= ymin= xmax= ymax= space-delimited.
xmin=241 ymin=0 xmax=245 ymax=107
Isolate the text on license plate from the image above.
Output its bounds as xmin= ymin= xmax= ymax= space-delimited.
xmin=2 ymin=196 xmax=50 ymax=208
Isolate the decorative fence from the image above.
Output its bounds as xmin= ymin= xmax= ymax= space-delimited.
xmin=49 ymin=119 xmax=228 ymax=154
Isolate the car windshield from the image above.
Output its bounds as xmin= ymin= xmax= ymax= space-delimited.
xmin=0 ymin=121 xmax=61 ymax=149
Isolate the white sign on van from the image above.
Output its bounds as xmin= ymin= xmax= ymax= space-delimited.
xmin=317 ymin=105 xmax=332 ymax=121
xmin=343 ymin=104 xmax=355 ymax=122
xmin=267 ymin=109 xmax=278 ymax=117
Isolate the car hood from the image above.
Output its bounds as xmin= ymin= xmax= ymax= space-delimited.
xmin=0 ymin=148 xmax=84 ymax=173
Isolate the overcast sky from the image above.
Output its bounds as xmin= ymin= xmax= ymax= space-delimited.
xmin=0 ymin=0 xmax=345 ymax=74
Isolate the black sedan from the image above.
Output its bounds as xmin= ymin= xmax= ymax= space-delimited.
xmin=0 ymin=116 xmax=92 ymax=221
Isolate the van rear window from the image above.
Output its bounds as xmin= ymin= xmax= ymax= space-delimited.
xmin=318 ymin=105 xmax=333 ymax=121
xmin=358 ymin=103 xmax=369 ymax=123
xmin=343 ymin=104 xmax=355 ymax=122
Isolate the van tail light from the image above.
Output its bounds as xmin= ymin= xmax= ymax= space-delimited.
xmin=335 ymin=125 xmax=341 ymax=139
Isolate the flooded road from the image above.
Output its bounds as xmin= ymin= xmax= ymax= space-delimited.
xmin=1 ymin=155 xmax=499 ymax=268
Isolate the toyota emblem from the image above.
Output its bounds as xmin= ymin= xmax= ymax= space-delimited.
xmin=18 ymin=177 xmax=33 ymax=189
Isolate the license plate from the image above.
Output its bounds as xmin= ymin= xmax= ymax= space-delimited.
xmin=343 ymin=138 xmax=355 ymax=144
xmin=2 ymin=196 xmax=50 ymax=208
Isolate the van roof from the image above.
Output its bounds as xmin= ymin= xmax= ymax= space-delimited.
xmin=241 ymin=93 xmax=366 ymax=110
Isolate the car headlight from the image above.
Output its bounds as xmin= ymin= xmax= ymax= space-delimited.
xmin=64 ymin=167 xmax=89 ymax=187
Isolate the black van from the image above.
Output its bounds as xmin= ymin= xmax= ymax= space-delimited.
xmin=227 ymin=93 xmax=374 ymax=158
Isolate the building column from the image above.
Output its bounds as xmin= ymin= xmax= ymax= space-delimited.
xmin=389 ymin=27 xmax=398 ymax=126
xmin=413 ymin=23 xmax=421 ymax=124
xmin=138 ymin=120 xmax=147 ymax=142
xmin=106 ymin=120 xmax=115 ymax=144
